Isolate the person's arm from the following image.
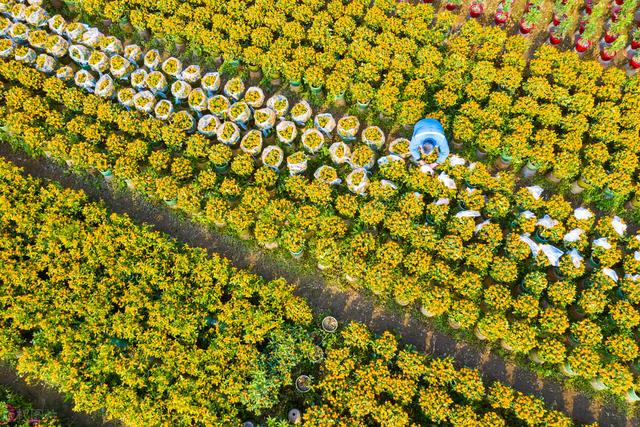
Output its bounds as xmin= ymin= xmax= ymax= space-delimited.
xmin=435 ymin=133 xmax=450 ymax=164
xmin=409 ymin=135 xmax=423 ymax=163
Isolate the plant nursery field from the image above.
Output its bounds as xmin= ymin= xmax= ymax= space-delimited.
xmin=1 ymin=0 xmax=640 ymax=426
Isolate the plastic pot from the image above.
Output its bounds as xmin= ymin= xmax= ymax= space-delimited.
xmin=549 ymin=31 xmax=562 ymax=45
xmin=445 ymin=3 xmax=459 ymax=10
xmin=575 ymin=38 xmax=591 ymax=53
xmin=519 ymin=19 xmax=535 ymax=34
xmin=600 ymin=48 xmax=617 ymax=62
xmin=630 ymin=57 xmax=640 ymax=69
xmin=495 ymin=11 xmax=509 ymax=25
xmin=604 ymin=31 xmax=619 ymax=43
xmin=470 ymin=3 xmax=484 ymax=17
xmin=321 ymin=316 xmax=338 ymax=333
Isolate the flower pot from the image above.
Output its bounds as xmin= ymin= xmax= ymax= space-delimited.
xmin=357 ymin=101 xmax=369 ymax=111
xmin=632 ymin=40 xmax=640 ymax=49
xmin=626 ymin=389 xmax=640 ymax=402
xmin=549 ymin=32 xmax=562 ymax=45
xmin=263 ymin=241 xmax=279 ymax=250
xmin=164 ymin=198 xmax=177 ymax=207
xmin=445 ymin=3 xmax=459 ymax=11
xmin=495 ymin=11 xmax=510 ymax=25
xmin=289 ymin=80 xmax=302 ymax=92
xmin=452 ymin=140 xmax=464 ymax=151
xmin=345 ymin=274 xmax=358 ymax=283
xmin=469 ymin=3 xmax=484 ymax=17
xmin=239 ymin=231 xmax=252 ymax=240
xmin=552 ymin=13 xmax=561 ymax=26
xmin=333 ymin=93 xmax=346 ymax=107
xmin=321 ymin=316 xmax=338 ymax=333
xmin=310 ymin=85 xmax=323 ymax=95
xmin=529 ymin=350 xmax=544 ymax=364
xmin=561 ymin=361 xmax=577 ymax=376
xmin=214 ymin=221 xmax=226 ymax=228
xmin=395 ymin=296 xmax=411 ymax=306
xmin=448 ymin=318 xmax=462 ymax=329
xmin=500 ymin=340 xmax=513 ymax=352
xmin=290 ymin=249 xmax=304 ymax=259
xmin=317 ymin=262 xmax=327 ymax=270
xmin=630 ymin=57 xmax=640 ymax=69
xmin=474 ymin=326 xmax=487 ymax=340
xmin=288 ymin=409 xmax=302 ymax=424
xmin=214 ymin=163 xmax=229 ymax=174
xmin=590 ymin=378 xmax=608 ymax=391
xmin=615 ymin=0 xmax=624 ymax=5
xmin=475 ymin=147 xmax=488 ymax=160
xmin=575 ymin=38 xmax=592 ymax=53
xmin=570 ymin=180 xmax=585 ymax=194
xmin=604 ymin=31 xmax=619 ymax=43
xmin=600 ymin=49 xmax=617 ymax=62
xmin=495 ymin=154 xmax=512 ymax=170
xmin=295 ymin=375 xmax=311 ymax=393
xmin=546 ymin=171 xmax=561 ymax=183
xmin=521 ymin=160 xmax=539 ymax=178
xmin=519 ymin=20 xmax=535 ymax=35
xmin=420 ymin=306 xmax=437 ymax=317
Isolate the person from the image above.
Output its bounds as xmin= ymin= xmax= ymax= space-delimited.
xmin=409 ymin=118 xmax=450 ymax=170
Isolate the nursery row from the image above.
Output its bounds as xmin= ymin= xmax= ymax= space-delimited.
xmin=5 ymin=7 xmax=640 ymax=209
xmin=2 ymin=58 xmax=640 ymax=402
xmin=0 ymin=157 xmax=581 ymax=426
xmin=0 ymin=385 xmax=62 ymax=426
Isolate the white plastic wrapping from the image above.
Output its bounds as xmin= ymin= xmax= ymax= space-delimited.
xmin=438 ymin=172 xmax=456 ymax=190
xmin=612 ymin=216 xmax=627 ymax=237
xmin=456 ymin=210 xmax=481 ymax=218
xmin=132 ymin=90 xmax=155 ymax=113
xmin=240 ymin=130 xmax=263 ymax=156
xmin=254 ymin=108 xmax=276 ymax=131
xmin=216 ymin=121 xmax=241 ymax=146
xmin=266 ymin=94 xmax=289 ymax=118
xmin=563 ymin=228 xmax=584 ymax=243
xmin=593 ymin=237 xmax=612 ymax=250
xmin=196 ymin=114 xmax=220 ymax=137
xmin=261 ymin=145 xmax=285 ymax=170
xmin=244 ymin=86 xmax=265 ymax=108
xmin=520 ymin=234 xmax=540 ymax=257
xmin=154 ymin=99 xmax=174 ymax=120
xmin=568 ymin=248 xmax=584 ymax=268
xmin=526 ymin=185 xmax=544 ymax=200
xmin=171 ymin=79 xmax=192 ymax=101
xmin=329 ymin=142 xmax=351 ymax=165
xmin=161 ymin=57 xmax=183 ymax=78
xmin=74 ymin=69 xmax=95 ymax=92
xmin=314 ymin=113 xmax=336 ymax=135
xmin=201 ymin=72 xmax=221 ymax=94
xmin=301 ymin=128 xmax=325 ymax=154
xmin=602 ymin=267 xmax=619 ymax=282
xmin=314 ymin=166 xmax=342 ymax=185
xmin=143 ymin=49 xmax=161 ymax=70
xmin=536 ymin=214 xmax=558 ymax=229
xmin=362 ymin=126 xmax=385 ymax=150
xmin=346 ymin=168 xmax=369 ymax=195
xmin=448 ymin=155 xmax=466 ymax=166
xmin=69 ymin=44 xmax=90 ymax=65
xmin=276 ymin=121 xmax=297 ymax=146
xmin=573 ymin=207 xmax=593 ymax=220
xmin=540 ymin=244 xmax=563 ymax=266
xmin=130 ymin=68 xmax=148 ymax=90
xmin=94 ymin=74 xmax=115 ymax=98
xmin=181 ymin=64 xmax=202 ymax=84
xmin=336 ymin=115 xmax=360 ymax=141
xmin=388 ymin=138 xmax=411 ymax=158
xmin=287 ymin=152 xmax=308 ymax=175
xmin=291 ymin=100 xmax=312 ymax=125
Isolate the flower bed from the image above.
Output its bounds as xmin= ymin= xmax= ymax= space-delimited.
xmin=2 ymin=57 xmax=640 ymax=403
xmin=0 ymin=157 xmax=585 ymax=426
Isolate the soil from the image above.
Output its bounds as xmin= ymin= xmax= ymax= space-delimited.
xmin=1 ymin=144 xmax=638 ymax=426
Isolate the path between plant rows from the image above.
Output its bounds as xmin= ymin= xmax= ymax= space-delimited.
xmin=0 ymin=143 xmax=636 ymax=427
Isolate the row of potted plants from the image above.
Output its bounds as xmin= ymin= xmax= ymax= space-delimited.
xmin=0 ymin=157 xmax=583 ymax=426
xmin=0 ymin=385 xmax=61 ymax=427
xmin=2 ymin=58 xmax=640 ymax=402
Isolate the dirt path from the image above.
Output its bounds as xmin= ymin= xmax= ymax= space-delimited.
xmin=0 ymin=363 xmax=120 ymax=427
xmin=0 ymin=143 xmax=636 ymax=427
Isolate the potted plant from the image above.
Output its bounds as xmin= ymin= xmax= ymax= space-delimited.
xmin=520 ymin=7 xmax=542 ymax=34
xmin=600 ymin=36 xmax=627 ymax=63
xmin=469 ymin=0 xmax=485 ymax=17
xmin=321 ymin=316 xmax=338 ymax=333
xmin=495 ymin=0 xmax=513 ymax=25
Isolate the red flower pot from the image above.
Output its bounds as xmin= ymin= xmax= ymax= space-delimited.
xmin=600 ymin=48 xmax=617 ymax=61
xmin=579 ymin=20 xmax=586 ymax=34
xmin=549 ymin=32 xmax=562 ymax=45
xmin=604 ymin=31 xmax=619 ymax=43
xmin=445 ymin=3 xmax=458 ymax=10
xmin=552 ymin=13 xmax=561 ymax=25
xmin=632 ymin=40 xmax=640 ymax=49
xmin=519 ymin=19 xmax=535 ymax=34
xmin=470 ymin=3 xmax=484 ymax=17
xmin=615 ymin=0 xmax=624 ymax=5
xmin=575 ymin=38 xmax=591 ymax=52
xmin=495 ymin=11 xmax=509 ymax=25
xmin=585 ymin=3 xmax=592 ymax=14
xmin=630 ymin=57 xmax=640 ymax=69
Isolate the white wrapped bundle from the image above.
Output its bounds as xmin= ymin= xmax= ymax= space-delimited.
xmin=291 ymin=100 xmax=312 ymax=125
xmin=261 ymin=145 xmax=284 ymax=170
xmin=254 ymin=108 xmax=276 ymax=132
xmin=301 ymin=128 xmax=325 ymax=154
xmin=94 ymin=74 xmax=115 ymax=99
xmin=227 ymin=101 xmax=251 ymax=125
xmin=55 ymin=65 xmax=73 ymax=82
xmin=314 ymin=165 xmax=341 ymax=185
xmin=69 ymin=44 xmax=91 ymax=66
xmin=154 ymin=99 xmax=174 ymax=121
xmin=9 ymin=22 xmax=29 ymax=43
xmin=45 ymin=34 xmax=68 ymax=58
xmin=223 ymin=76 xmax=244 ymax=100
xmin=130 ymin=68 xmax=147 ymax=90
xmin=207 ymin=94 xmax=230 ymax=118
xmin=314 ymin=113 xmax=336 ymax=135
xmin=109 ymin=55 xmax=133 ymax=80
xmin=276 ymin=121 xmax=297 ymax=146
xmin=25 ymin=6 xmax=47 ymax=27
xmin=124 ymin=44 xmax=142 ymax=64
xmin=15 ymin=46 xmax=36 ymax=64
xmin=181 ymin=64 xmax=201 ymax=84
xmin=362 ymin=126 xmax=385 ymax=151
xmin=240 ymin=130 xmax=263 ymax=156
xmin=143 ymin=49 xmax=161 ymax=70
xmin=10 ymin=3 xmax=26 ymax=21
xmin=80 ymin=27 xmax=103 ymax=48
xmin=244 ymin=86 xmax=264 ymax=108
xmin=329 ymin=142 xmax=351 ymax=165
xmin=65 ymin=22 xmax=87 ymax=43
xmin=266 ymin=94 xmax=289 ymax=118
xmin=34 ymin=53 xmax=56 ymax=73
xmin=117 ymin=87 xmax=136 ymax=108
xmin=47 ymin=14 xmax=66 ymax=35
xmin=171 ymin=79 xmax=192 ymax=103
xmin=100 ymin=35 xmax=122 ymax=55
xmin=74 ymin=69 xmax=96 ymax=92
xmin=133 ymin=90 xmax=156 ymax=114
xmin=216 ymin=121 xmax=241 ymax=146
xmin=197 ymin=114 xmax=220 ymax=137
xmin=88 ymin=50 xmax=109 ymax=74
xmin=0 ymin=17 xmax=11 ymax=37
xmin=187 ymin=88 xmax=207 ymax=112
xmin=346 ymin=168 xmax=369 ymax=195
xmin=161 ymin=57 xmax=182 ymax=79
xmin=287 ymin=151 xmax=308 ymax=175
xmin=0 ymin=39 xmax=14 ymax=59
xmin=201 ymin=72 xmax=220 ymax=94
xmin=145 ymin=71 xmax=168 ymax=95
xmin=388 ymin=138 xmax=411 ymax=158
xmin=337 ymin=115 xmax=360 ymax=142
xmin=27 ymin=29 xmax=47 ymax=49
